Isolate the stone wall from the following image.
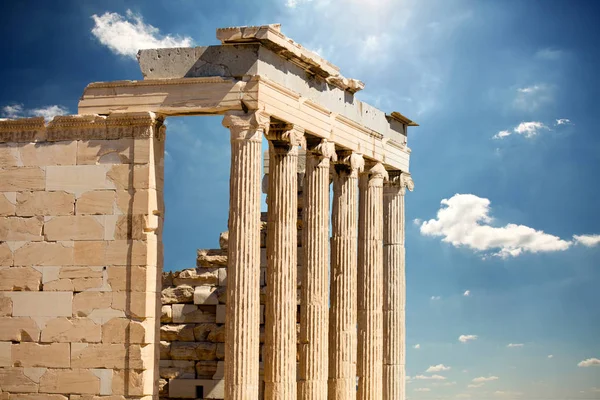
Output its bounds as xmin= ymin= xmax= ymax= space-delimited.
xmin=0 ymin=113 xmax=164 ymax=399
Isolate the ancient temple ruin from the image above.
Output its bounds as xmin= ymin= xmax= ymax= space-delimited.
xmin=0 ymin=24 xmax=415 ymax=399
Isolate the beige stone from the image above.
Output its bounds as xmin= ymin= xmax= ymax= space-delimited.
xmin=9 ymin=395 xmax=68 ymax=400
xmin=172 ymin=304 xmax=216 ymax=323
xmin=71 ymin=343 xmax=145 ymax=369
xmin=219 ymin=230 xmax=228 ymax=249
xmin=46 ymin=165 xmax=116 ymax=197
xmin=106 ymin=240 xmax=152 ymax=266
xmin=39 ymin=368 xmax=100 ymax=394
xmin=16 ymin=191 xmax=75 ymax=216
xmin=44 ymin=216 xmax=104 ymax=241
xmin=161 ymin=285 xmax=194 ymax=304
xmin=173 ymin=268 xmax=219 ymax=286
xmin=115 ymin=189 xmax=161 ymax=215
xmin=168 ymin=379 xmax=224 ymax=399
xmin=0 ymin=216 xmax=43 ymax=241
xmin=160 ymin=324 xmax=195 ymax=342
xmin=72 ymin=277 xmax=104 ymax=291
xmin=196 ymin=360 xmax=219 ymax=378
xmin=111 ymin=368 xmax=145 ymax=396
xmin=43 ymin=278 xmax=75 ymax=291
xmin=193 ymin=286 xmax=219 ymax=305
xmin=107 ymin=164 xmax=155 ymax=190
xmin=0 ymin=367 xmax=39 ymax=392
xmin=160 ymin=341 xmax=171 ymax=359
xmin=14 ymin=241 xmax=73 ymax=266
xmin=159 ymin=360 xmax=196 ymax=379
xmin=59 ymin=266 xmax=103 ymax=279
xmin=9 ymin=292 xmax=72 ymax=317
xmin=41 ymin=317 xmax=101 ymax=343
xmin=12 ymin=342 xmax=70 ymax=368
xmin=73 ymin=241 xmax=106 ymax=266
xmin=101 ymin=318 xmax=147 ymax=343
xmin=107 ymin=265 xmax=152 ymax=292
xmin=170 ymin=342 xmax=217 ymax=361
xmin=196 ymin=248 xmax=227 ymax=267
xmin=207 ymin=325 xmax=226 ymax=343
xmin=77 ymin=138 xmax=151 ymax=165
xmin=161 ymin=305 xmax=172 ymax=323
xmin=0 ymin=341 xmax=10 ymax=367
xmin=0 ymin=294 xmax=12 ymax=316
xmin=192 ymin=323 xmax=219 ymax=342
xmin=0 ymin=167 xmax=45 ymax=191
xmin=111 ymin=291 xmax=154 ymax=319
xmin=218 ymin=268 xmax=227 ymax=286
xmin=0 ymin=144 xmax=19 ymax=167
xmin=76 ymin=190 xmax=115 ymax=215
xmin=19 ymin=141 xmax=76 ymax=166
xmin=0 ymin=192 xmax=16 ymax=216
xmin=0 ymin=242 xmax=12 ymax=266
xmin=72 ymin=292 xmax=112 ymax=316
xmin=0 ymin=266 xmax=41 ymax=290
xmin=0 ymin=317 xmax=39 ymax=341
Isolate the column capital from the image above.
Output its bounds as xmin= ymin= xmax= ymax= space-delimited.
xmin=335 ymin=150 xmax=365 ymax=177
xmin=385 ymin=170 xmax=414 ymax=194
xmin=222 ymin=111 xmax=270 ymax=141
xmin=265 ymin=122 xmax=306 ymax=148
xmin=306 ymin=138 xmax=337 ymax=161
xmin=362 ymin=162 xmax=389 ymax=181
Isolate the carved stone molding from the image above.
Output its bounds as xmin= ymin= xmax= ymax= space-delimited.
xmin=335 ymin=150 xmax=365 ymax=178
xmin=222 ymin=111 xmax=270 ymax=142
xmin=265 ymin=122 xmax=306 ymax=149
xmin=386 ymin=170 xmax=414 ymax=194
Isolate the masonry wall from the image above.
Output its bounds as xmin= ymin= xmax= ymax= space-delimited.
xmin=0 ymin=112 xmax=164 ymax=399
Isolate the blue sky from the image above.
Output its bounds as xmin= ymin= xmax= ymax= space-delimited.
xmin=2 ymin=0 xmax=599 ymax=398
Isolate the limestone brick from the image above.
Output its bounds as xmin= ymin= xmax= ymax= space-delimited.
xmin=9 ymin=395 xmax=68 ymax=400
xmin=72 ymin=292 xmax=113 ymax=317
xmin=161 ymin=305 xmax=172 ymax=323
xmin=107 ymin=165 xmax=157 ymax=191
xmin=0 ymin=144 xmax=19 ymax=167
xmin=106 ymin=240 xmax=154 ymax=266
xmin=39 ymin=368 xmax=101 ymax=394
xmin=14 ymin=241 xmax=74 ymax=266
xmin=196 ymin=249 xmax=227 ymax=267
xmin=16 ymin=191 xmax=75 ymax=216
xmin=0 ymin=167 xmax=45 ymax=191
xmin=170 ymin=342 xmax=217 ymax=361
xmin=101 ymin=318 xmax=148 ymax=344
xmin=41 ymin=317 xmax=101 ymax=343
xmin=111 ymin=291 xmax=155 ymax=319
xmin=0 ymin=317 xmax=39 ymax=341
xmin=107 ymin=265 xmax=152 ymax=292
xmin=0 ymin=266 xmax=42 ymax=290
xmin=172 ymin=268 xmax=219 ymax=286
xmin=71 ymin=343 xmax=146 ymax=369
xmin=160 ymin=324 xmax=195 ymax=342
xmin=160 ymin=341 xmax=172 ymax=360
xmin=207 ymin=325 xmax=225 ymax=343
xmin=0 ymin=367 xmax=39 ymax=392
xmin=172 ymin=304 xmax=216 ymax=323
xmin=218 ymin=268 xmax=227 ymax=287
xmin=44 ymin=216 xmax=105 ymax=241
xmin=192 ymin=323 xmax=219 ymax=342
xmin=0 ymin=341 xmax=10 ymax=366
xmin=11 ymin=342 xmax=70 ymax=368
xmin=73 ymin=241 xmax=106 ymax=266
xmin=9 ymin=292 xmax=73 ymax=317
xmin=219 ymin=230 xmax=228 ymax=249
xmin=0 ymin=242 xmax=12 ymax=266
xmin=111 ymin=369 xmax=145 ymax=396
xmin=0 ymin=192 xmax=16 ymax=216
xmin=46 ymin=165 xmax=115 ymax=196
xmin=19 ymin=141 xmax=77 ymax=166
xmin=216 ymin=304 xmax=226 ymax=324
xmin=161 ymin=285 xmax=194 ymax=304
xmin=0 ymin=294 xmax=12 ymax=316
xmin=77 ymin=138 xmax=151 ymax=165
xmin=59 ymin=266 xmax=103 ymax=279
xmin=43 ymin=278 xmax=75 ymax=291
xmin=115 ymin=189 xmax=161 ymax=215
xmin=159 ymin=360 xmax=196 ymax=379
xmin=196 ymin=360 xmax=219 ymax=378
xmin=168 ymin=379 xmax=224 ymax=399
xmin=76 ymin=190 xmax=116 ymax=215
xmin=0 ymin=216 xmax=43 ymax=241
xmin=193 ymin=286 xmax=218 ymax=305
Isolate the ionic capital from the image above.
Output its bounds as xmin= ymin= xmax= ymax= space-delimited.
xmin=222 ymin=111 xmax=270 ymax=142
xmin=362 ymin=162 xmax=389 ymax=182
xmin=385 ymin=170 xmax=414 ymax=194
xmin=265 ymin=122 xmax=306 ymax=148
xmin=307 ymin=139 xmax=337 ymax=169
xmin=335 ymin=151 xmax=365 ymax=178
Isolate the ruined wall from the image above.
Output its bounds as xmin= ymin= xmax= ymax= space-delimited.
xmin=0 ymin=112 xmax=164 ymax=399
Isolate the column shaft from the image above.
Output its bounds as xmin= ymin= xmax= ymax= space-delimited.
xmin=328 ymin=152 xmax=364 ymax=400
xmin=264 ymin=125 xmax=303 ymax=400
xmin=222 ymin=113 xmax=266 ymax=400
xmin=299 ymin=141 xmax=336 ymax=400
xmin=383 ymin=172 xmax=413 ymax=400
xmin=357 ymin=163 xmax=387 ymax=400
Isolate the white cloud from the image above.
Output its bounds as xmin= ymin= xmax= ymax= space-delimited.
xmin=467 ymin=383 xmax=483 ymax=388
xmin=1 ymin=103 xmax=69 ymax=122
xmin=418 ymin=194 xmax=573 ymax=258
xmin=413 ymin=218 xmax=422 ymax=226
xmin=555 ymin=118 xmax=572 ymax=125
xmin=493 ymin=130 xmax=512 ymax=139
xmin=414 ymin=388 xmax=431 ymax=392
xmin=414 ymin=344 xmax=421 ymax=349
xmin=494 ymin=391 xmax=523 ymax=397
xmin=415 ymin=374 xmax=446 ymax=380
xmin=472 ymin=376 xmax=499 ymax=383
xmin=547 ymin=355 xmax=554 ymax=359
xmin=463 ymin=290 xmax=471 ymax=297
xmin=494 ymin=121 xmax=548 ymax=139
xmin=91 ymin=10 xmax=193 ymax=59
xmin=573 ymin=234 xmax=600 ymax=247
xmin=459 ymin=334 xmax=478 ymax=343
xmin=430 ymin=295 xmax=441 ymax=301
xmin=513 ymin=83 xmax=554 ymax=111
xmin=507 ymin=343 xmax=524 ymax=348
xmin=577 ymin=358 xmax=600 ymax=367
xmin=427 ymin=364 xmax=451 ymax=372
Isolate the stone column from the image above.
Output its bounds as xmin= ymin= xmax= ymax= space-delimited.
xmin=329 ymin=151 xmax=364 ymax=400
xmin=299 ymin=139 xmax=337 ymax=400
xmin=383 ymin=171 xmax=414 ymax=400
xmin=264 ymin=123 xmax=305 ymax=400
xmin=222 ymin=112 xmax=268 ymax=400
xmin=357 ymin=163 xmax=388 ymax=400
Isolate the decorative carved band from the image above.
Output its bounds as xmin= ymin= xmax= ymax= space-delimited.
xmin=0 ymin=117 xmax=45 ymax=143
xmin=386 ymin=170 xmax=414 ymax=194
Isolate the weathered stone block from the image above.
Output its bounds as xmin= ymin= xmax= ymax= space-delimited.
xmin=72 ymin=292 xmax=113 ymax=316
xmin=107 ymin=265 xmax=153 ymax=292
xmin=173 ymin=268 xmax=219 ymax=286
xmin=219 ymin=231 xmax=228 ymax=249
xmin=159 ymin=360 xmax=196 ymax=379
xmin=77 ymin=138 xmax=151 ymax=165
xmin=196 ymin=249 xmax=227 ymax=267
xmin=0 ymin=242 xmax=12 ymax=266
xmin=168 ymin=378 xmax=224 ymax=399
xmin=71 ymin=343 xmax=145 ymax=369
xmin=44 ymin=216 xmax=105 ymax=240
xmin=46 ymin=165 xmax=115 ymax=195
xmin=39 ymin=368 xmax=101 ymax=394
xmin=73 ymin=241 xmax=106 ymax=266
xmin=161 ymin=285 xmax=194 ymax=304
xmin=215 ymin=305 xmax=226 ymax=324
xmin=161 ymin=305 xmax=172 ymax=323
xmin=14 ymin=241 xmax=74 ymax=266
xmin=0 ymin=216 xmax=43 ymax=241
xmin=170 ymin=342 xmax=217 ymax=361
xmin=16 ymin=190 xmax=75 ymax=216
xmin=111 ymin=368 xmax=145 ymax=396
xmin=102 ymin=318 xmax=148 ymax=344
xmin=0 ymin=167 xmax=45 ymax=191
xmin=59 ymin=266 xmax=103 ymax=279
xmin=0 ymin=317 xmax=39 ymax=341
xmin=160 ymin=324 xmax=195 ymax=342
xmin=115 ymin=189 xmax=161 ymax=215
xmin=193 ymin=286 xmax=218 ymax=305
xmin=41 ymin=317 xmax=101 ymax=343
xmin=216 ymin=342 xmax=225 ymax=360
xmin=160 ymin=341 xmax=172 ymax=359
xmin=196 ymin=361 xmax=219 ymax=378
xmin=0 ymin=367 xmax=39 ymax=392
xmin=112 ymin=291 xmax=155 ymax=319
xmin=9 ymin=291 xmax=72 ymax=317
xmin=8 ymin=395 xmax=68 ymax=400
xmin=207 ymin=325 xmax=226 ymax=343
xmin=172 ymin=304 xmax=216 ymax=323
xmin=19 ymin=141 xmax=77 ymax=166
xmin=0 ymin=192 xmax=16 ymax=216
xmin=218 ymin=268 xmax=227 ymax=287
xmin=0 ymin=341 xmax=10 ymax=366
xmin=0 ymin=294 xmax=12 ymax=316
xmin=12 ymin=342 xmax=70 ymax=368
xmin=192 ymin=323 xmax=218 ymax=342
xmin=0 ymin=266 xmax=41 ymax=290
xmin=76 ymin=190 xmax=116 ymax=215
xmin=106 ymin=240 xmax=153 ymax=266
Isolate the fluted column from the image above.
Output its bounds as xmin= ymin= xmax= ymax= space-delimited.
xmin=383 ymin=171 xmax=414 ymax=400
xmin=264 ymin=123 xmax=305 ymax=400
xmin=299 ymin=139 xmax=337 ymax=400
xmin=329 ymin=151 xmax=364 ymax=400
xmin=222 ymin=112 xmax=268 ymax=400
xmin=357 ymin=163 xmax=388 ymax=400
